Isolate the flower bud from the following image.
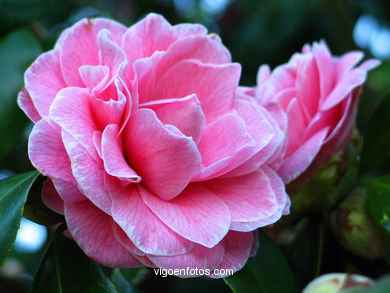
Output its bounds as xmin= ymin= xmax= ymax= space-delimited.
xmin=303 ymin=273 xmax=373 ymax=293
xmin=330 ymin=187 xmax=390 ymax=259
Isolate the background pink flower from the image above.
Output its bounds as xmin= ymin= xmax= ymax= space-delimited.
xmin=255 ymin=41 xmax=380 ymax=183
xmin=19 ymin=13 xmax=290 ymax=277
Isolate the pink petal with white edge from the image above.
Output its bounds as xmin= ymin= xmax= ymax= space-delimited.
xmin=102 ymin=124 xmax=141 ymax=183
xmin=113 ymin=224 xmax=157 ymax=267
xmin=335 ymin=51 xmax=363 ymax=78
xmin=28 ymin=119 xmax=84 ymax=202
xmin=228 ymin=167 xmax=289 ymax=231
xmin=91 ymin=78 xmax=129 ymax=130
xmin=205 ymin=170 xmax=278 ymax=225
xmin=110 ymin=183 xmax=194 ymax=256
xmin=64 ymin=200 xmax=141 ymax=267
xmin=285 ymin=98 xmax=308 ymax=157
xmin=24 ymin=49 xmax=66 ymax=117
xmin=17 ymin=89 xmax=41 ymax=122
xmin=210 ymin=231 xmax=254 ymax=278
xmin=141 ymin=94 xmax=206 ymax=143
xmin=113 ymin=224 xmax=146 ymax=256
xmin=321 ymin=58 xmax=379 ymax=111
xmin=123 ymin=108 xmax=201 ymax=201
xmin=234 ymin=97 xmax=275 ymax=156
xmin=122 ymin=13 xmax=206 ymax=64
xmin=312 ymin=41 xmax=334 ymax=101
xmin=153 ymin=35 xmax=232 ymax=75
xmin=263 ymin=166 xmax=291 ymax=215
xmin=140 ymin=184 xmax=231 ymax=248
xmin=149 ymin=59 xmax=241 ymax=121
xmin=149 ymin=243 xmax=225 ymax=276
xmin=60 ymin=18 xmax=126 ymax=86
xmin=194 ymin=113 xmax=256 ymax=181
xmin=79 ymin=65 xmax=109 ymax=92
xmin=122 ymin=13 xmax=178 ymax=63
xmin=62 ymin=131 xmax=112 ymax=214
xmin=277 ymin=127 xmax=329 ymax=183
xmin=97 ymin=29 xmax=127 ymax=75
xmin=321 ymin=69 xmax=366 ymax=110
xmin=50 ymin=87 xmax=99 ymax=161
xmin=41 ymin=179 xmax=64 ymax=215
xmin=296 ymin=54 xmax=320 ymax=119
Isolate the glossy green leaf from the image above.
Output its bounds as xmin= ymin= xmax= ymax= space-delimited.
xmin=0 ymin=171 xmax=39 ymax=264
xmin=31 ymin=229 xmax=118 ymax=293
xmin=364 ymin=175 xmax=390 ymax=236
xmin=0 ymin=30 xmax=41 ymax=159
xmin=224 ymin=231 xmax=298 ymax=293
xmin=360 ymin=93 xmax=390 ymax=176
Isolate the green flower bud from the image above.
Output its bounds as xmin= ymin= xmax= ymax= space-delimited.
xmin=330 ymin=187 xmax=390 ymax=259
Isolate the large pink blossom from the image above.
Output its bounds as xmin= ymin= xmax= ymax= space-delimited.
xmin=18 ymin=14 xmax=290 ymax=276
xmin=254 ymin=41 xmax=379 ymax=183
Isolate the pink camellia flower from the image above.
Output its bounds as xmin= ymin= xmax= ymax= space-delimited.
xmin=254 ymin=41 xmax=380 ymax=183
xmin=18 ymin=14 xmax=290 ymax=277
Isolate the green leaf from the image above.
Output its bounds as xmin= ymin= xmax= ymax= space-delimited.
xmin=31 ymin=229 xmax=118 ymax=293
xmin=0 ymin=30 xmax=41 ymax=160
xmin=360 ymin=93 xmax=390 ymax=176
xmin=0 ymin=171 xmax=39 ymax=264
xmin=23 ymin=175 xmax=64 ymax=226
xmin=224 ymin=231 xmax=298 ymax=293
xmin=364 ymin=175 xmax=390 ymax=236
xmin=112 ymin=269 xmax=137 ymax=293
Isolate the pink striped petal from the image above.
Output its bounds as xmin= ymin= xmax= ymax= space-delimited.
xmin=62 ymin=132 xmax=112 ymax=214
xmin=149 ymin=243 xmax=225 ymax=276
xmin=28 ymin=119 xmax=84 ymax=202
xmin=123 ymin=108 xmax=201 ymax=200
xmin=101 ymin=124 xmax=141 ymax=182
xmin=277 ymin=127 xmax=329 ymax=183
xmin=141 ymin=94 xmax=205 ymax=143
xmin=140 ymin=184 xmax=231 ymax=248
xmin=17 ymin=89 xmax=41 ymax=122
xmin=65 ymin=200 xmax=141 ymax=267
xmin=150 ymin=60 xmax=240 ymax=121
xmin=205 ymin=170 xmax=279 ymax=227
xmin=25 ymin=50 xmax=66 ymax=117
xmin=110 ymin=183 xmax=194 ymax=256
xmin=50 ymin=87 xmax=99 ymax=160
xmin=41 ymin=179 xmax=64 ymax=215
xmin=60 ymin=18 xmax=126 ymax=86
xmin=194 ymin=113 xmax=256 ymax=181
xmin=210 ymin=231 xmax=253 ymax=278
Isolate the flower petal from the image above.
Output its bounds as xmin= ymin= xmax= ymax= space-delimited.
xmin=141 ymin=94 xmax=205 ymax=143
xmin=110 ymin=183 xmax=194 ymax=256
xmin=60 ymin=18 xmax=126 ymax=86
xmin=25 ymin=50 xmax=66 ymax=117
xmin=28 ymin=119 xmax=84 ymax=202
xmin=140 ymin=184 xmax=231 ymax=248
xmin=102 ymin=124 xmax=141 ymax=182
xmin=149 ymin=243 xmax=225 ymax=276
xmin=62 ymin=131 xmax=112 ymax=214
xmin=205 ymin=170 xmax=279 ymax=226
xmin=123 ymin=108 xmax=201 ymax=200
xmin=17 ymin=88 xmax=41 ymax=122
xmin=65 ymin=200 xmax=141 ymax=267
xmin=210 ymin=231 xmax=254 ymax=278
xmin=277 ymin=127 xmax=329 ymax=183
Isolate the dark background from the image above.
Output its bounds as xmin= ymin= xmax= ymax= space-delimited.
xmin=0 ymin=0 xmax=389 ymax=292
